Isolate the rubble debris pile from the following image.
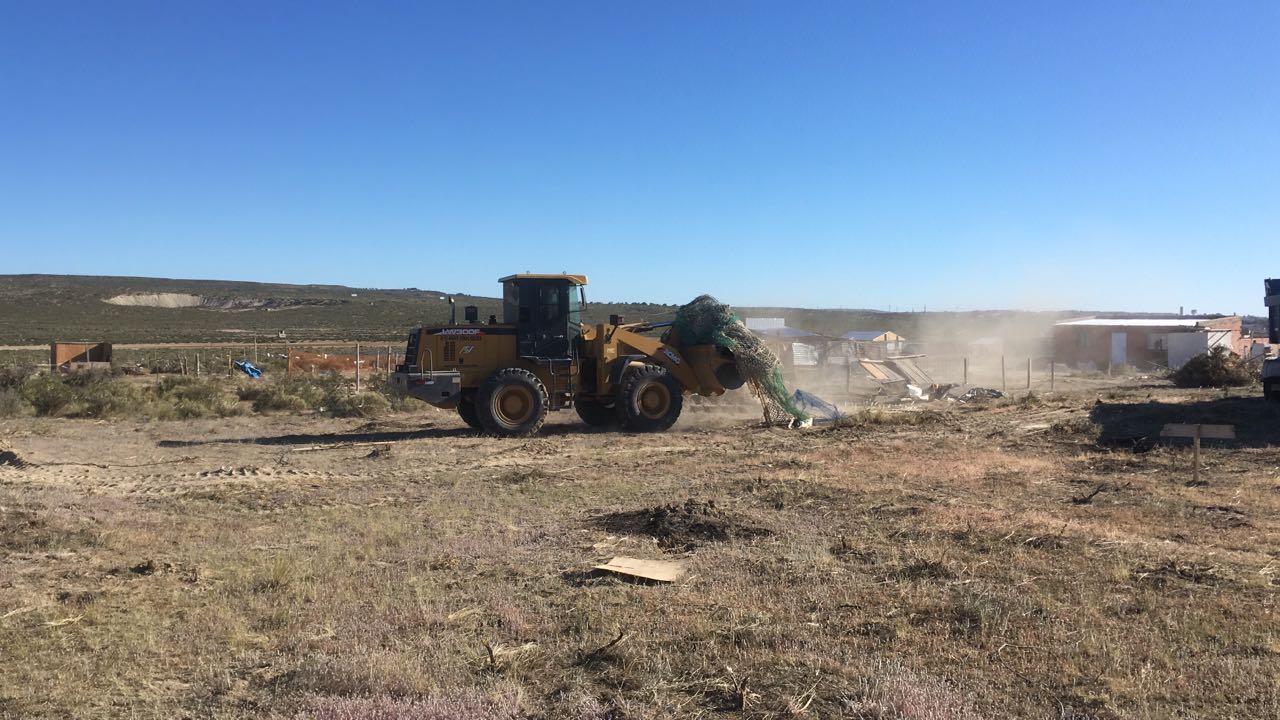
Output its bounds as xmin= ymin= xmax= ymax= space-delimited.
xmin=1170 ymin=347 xmax=1254 ymax=388
xmin=671 ymin=295 xmax=808 ymax=425
xmin=957 ymin=387 xmax=1004 ymax=403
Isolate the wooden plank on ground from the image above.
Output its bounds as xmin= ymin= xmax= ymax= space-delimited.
xmin=1160 ymin=424 xmax=1236 ymax=440
xmin=860 ymin=361 xmax=890 ymax=381
xmin=594 ymin=556 xmax=686 ymax=583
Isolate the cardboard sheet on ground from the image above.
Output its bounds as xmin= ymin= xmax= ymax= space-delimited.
xmin=594 ymin=556 xmax=686 ymax=583
xmin=1159 ymin=424 xmax=1236 ymax=440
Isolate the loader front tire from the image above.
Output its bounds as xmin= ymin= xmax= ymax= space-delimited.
xmin=477 ymin=368 xmax=548 ymax=437
xmin=574 ymin=396 xmax=618 ymax=427
xmin=617 ymin=364 xmax=683 ymax=432
xmin=457 ymin=390 xmax=483 ymax=429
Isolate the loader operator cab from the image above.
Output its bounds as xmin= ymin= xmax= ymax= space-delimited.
xmin=500 ymin=274 xmax=587 ymax=360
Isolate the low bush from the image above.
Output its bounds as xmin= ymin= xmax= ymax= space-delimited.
xmin=0 ymin=366 xmax=36 ymax=390
xmin=155 ymin=377 xmax=242 ymax=418
xmin=1169 ymin=347 xmax=1255 ymax=388
xmin=75 ymin=379 xmax=144 ymax=418
xmin=237 ymin=375 xmax=391 ymax=417
xmin=0 ymin=388 xmax=25 ymax=417
xmin=62 ymin=367 xmax=122 ymax=387
xmin=326 ymin=391 xmax=391 ymax=418
xmin=7 ymin=370 xmax=400 ymax=420
xmin=238 ymin=375 xmax=336 ymax=412
xmin=19 ymin=373 xmax=141 ymax=418
xmin=21 ymin=375 xmax=77 ymax=416
xmin=244 ymin=385 xmax=309 ymax=413
xmin=365 ymin=375 xmax=416 ymax=412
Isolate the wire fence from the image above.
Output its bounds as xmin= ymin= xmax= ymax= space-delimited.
xmin=0 ymin=342 xmax=404 ymax=381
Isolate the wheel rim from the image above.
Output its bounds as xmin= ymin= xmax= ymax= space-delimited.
xmin=495 ymin=385 xmax=535 ymax=425
xmin=636 ymin=382 xmax=671 ymax=419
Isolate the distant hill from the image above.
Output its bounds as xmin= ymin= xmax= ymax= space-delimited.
xmin=0 ymin=274 xmax=1236 ymax=351
xmin=0 ymin=274 xmax=679 ymax=345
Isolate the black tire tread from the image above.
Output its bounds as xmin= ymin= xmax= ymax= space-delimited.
xmin=457 ymin=390 xmax=483 ymax=429
xmin=616 ymin=364 xmax=683 ymax=433
xmin=477 ymin=368 xmax=549 ymax=437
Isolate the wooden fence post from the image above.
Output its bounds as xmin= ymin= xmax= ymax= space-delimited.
xmin=1193 ymin=424 xmax=1202 ymax=486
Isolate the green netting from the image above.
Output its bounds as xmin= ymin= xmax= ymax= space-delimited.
xmin=672 ymin=295 xmax=808 ymax=425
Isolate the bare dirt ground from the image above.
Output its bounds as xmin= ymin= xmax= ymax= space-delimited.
xmin=1 ymin=384 xmax=1277 ymax=719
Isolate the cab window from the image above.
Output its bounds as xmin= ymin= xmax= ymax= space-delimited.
xmin=539 ymin=286 xmax=562 ymax=322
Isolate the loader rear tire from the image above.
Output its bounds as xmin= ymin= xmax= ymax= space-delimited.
xmin=574 ymin=396 xmax=618 ymax=427
xmin=617 ymin=364 xmax=683 ymax=432
xmin=477 ymin=368 xmax=548 ymax=437
xmin=457 ymin=390 xmax=483 ymax=429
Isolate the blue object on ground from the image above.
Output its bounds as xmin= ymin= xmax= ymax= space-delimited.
xmin=234 ymin=360 xmax=262 ymax=379
xmin=792 ymin=388 xmax=843 ymax=420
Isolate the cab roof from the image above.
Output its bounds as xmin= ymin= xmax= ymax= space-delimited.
xmin=499 ymin=273 xmax=588 ymax=285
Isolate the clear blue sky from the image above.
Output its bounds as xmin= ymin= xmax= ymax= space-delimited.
xmin=2 ymin=2 xmax=1276 ymax=313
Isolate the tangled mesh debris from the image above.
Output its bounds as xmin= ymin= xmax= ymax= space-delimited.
xmin=670 ymin=295 xmax=808 ymax=425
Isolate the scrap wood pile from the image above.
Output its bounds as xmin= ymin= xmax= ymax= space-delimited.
xmin=670 ymin=295 xmax=809 ymax=426
xmin=1169 ymin=346 xmax=1255 ymax=388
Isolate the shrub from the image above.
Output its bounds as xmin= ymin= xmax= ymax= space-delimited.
xmin=0 ymin=366 xmax=36 ymax=390
xmin=21 ymin=375 xmax=76 ymax=416
xmin=1169 ymin=347 xmax=1255 ymax=388
xmin=326 ymin=391 xmax=390 ymax=418
xmin=62 ymin=367 xmax=122 ymax=387
xmin=0 ymin=388 xmax=26 ymax=417
xmin=237 ymin=375 xmax=335 ymax=413
xmin=73 ymin=379 xmax=143 ymax=418
xmin=236 ymin=375 xmax=396 ymax=417
xmin=366 ymin=375 xmax=416 ymax=412
xmin=153 ymin=377 xmax=242 ymax=418
xmin=157 ymin=375 xmax=218 ymax=402
xmin=243 ymin=384 xmax=310 ymax=413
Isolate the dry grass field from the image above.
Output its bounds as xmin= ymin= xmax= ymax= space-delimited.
xmin=2 ymin=383 xmax=1277 ymax=719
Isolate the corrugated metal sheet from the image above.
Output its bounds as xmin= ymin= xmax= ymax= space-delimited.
xmin=1055 ymin=318 xmax=1202 ymax=328
xmin=886 ymin=357 xmax=933 ymax=387
xmin=792 ymin=343 xmax=819 ymax=366
xmin=745 ymin=317 xmax=786 ymax=330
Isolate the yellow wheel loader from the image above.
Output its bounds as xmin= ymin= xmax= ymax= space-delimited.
xmin=391 ymin=274 xmax=744 ymax=436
